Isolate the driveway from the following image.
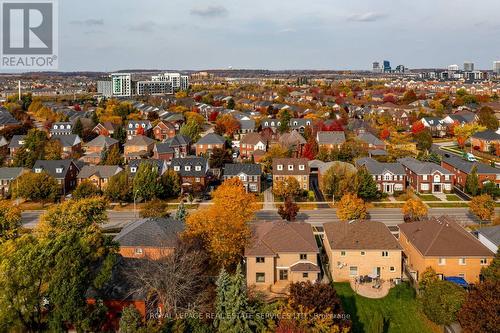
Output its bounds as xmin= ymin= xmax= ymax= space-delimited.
xmin=262 ymin=185 xmax=275 ymax=210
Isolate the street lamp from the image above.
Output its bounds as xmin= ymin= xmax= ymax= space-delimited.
xmin=133 ymin=189 xmax=140 ymax=218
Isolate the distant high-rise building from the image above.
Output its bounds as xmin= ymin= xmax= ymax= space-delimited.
xmin=494 ymin=61 xmax=500 ymax=75
xmin=395 ymin=65 xmax=406 ymax=73
xmin=448 ymin=64 xmax=459 ymax=71
xmin=372 ymin=62 xmax=381 ymax=72
xmin=97 ymin=80 xmax=112 ymax=97
xmin=111 ymin=73 xmax=132 ymax=97
xmin=383 ymin=60 xmax=391 ymax=73
xmin=152 ymin=73 xmax=189 ymax=91
xmin=136 ymin=81 xmax=173 ymax=95
xmin=463 ymin=62 xmax=474 ymax=72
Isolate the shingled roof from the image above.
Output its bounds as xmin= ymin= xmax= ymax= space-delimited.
xmin=245 ymin=221 xmax=318 ymax=256
xmin=323 ymin=220 xmax=401 ymax=250
xmin=399 ymin=216 xmax=494 ymax=257
xmin=113 ymin=217 xmax=184 ymax=248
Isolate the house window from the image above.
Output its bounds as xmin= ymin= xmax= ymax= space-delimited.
xmin=277 ymin=165 xmax=283 ymax=171
xmin=288 ymin=165 xmax=294 ymax=171
xmin=433 ymin=174 xmax=440 ymax=182
xmin=383 ymin=173 xmax=392 ymax=181
xmin=130 ymin=167 xmax=137 ymax=173
xmin=458 ymin=273 xmax=465 ymax=279
xmin=438 ymin=258 xmax=446 ymax=265
xmin=256 ymin=273 xmax=265 ymax=283
xmin=421 ymin=183 xmax=429 ymax=191
xmin=134 ymin=248 xmax=143 ymax=255
xmin=299 ymin=164 xmax=305 ymax=171
xmin=390 ymin=266 xmax=395 ymax=272
xmin=195 ymin=166 xmax=202 ymax=171
xmin=341 ymin=251 xmax=346 ymax=256
xmin=300 ymin=254 xmax=307 ymax=260
xmin=444 ymin=175 xmax=450 ymax=181
xmin=55 ymin=168 xmax=63 ymax=174
xmin=185 ymin=166 xmax=191 ymax=171
xmin=423 ymin=175 xmax=428 ymax=181
xmin=459 ymin=258 xmax=466 ymax=265
xmin=480 ymin=258 xmax=488 ymax=265
xmin=361 ymin=251 xmax=365 ymax=256
xmin=173 ymin=166 xmax=180 ymax=171
xmin=35 ymin=168 xmax=42 ymax=173
xmin=195 ymin=177 xmax=200 ymax=182
xmin=256 ymin=257 xmax=265 ymax=263
xmin=349 ymin=266 xmax=358 ymax=276
xmin=303 ymin=272 xmax=309 ymax=278
xmin=382 ymin=251 xmax=388 ymax=257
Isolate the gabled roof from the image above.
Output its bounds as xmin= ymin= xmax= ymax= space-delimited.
xmin=195 ymin=133 xmax=225 ymax=145
xmin=316 ymin=131 xmax=346 ymax=145
xmin=241 ymin=132 xmax=265 ymax=145
xmin=166 ymin=134 xmax=191 ymax=147
xmin=472 ymin=130 xmax=500 ymax=141
xmin=32 ymin=159 xmax=78 ymax=178
xmin=398 ymin=157 xmax=453 ymax=175
xmin=8 ymin=135 xmax=26 ymax=149
xmin=442 ymin=155 xmax=498 ymax=175
xmin=279 ymin=130 xmax=306 ymax=147
xmin=113 ymin=217 xmax=184 ymax=248
xmin=357 ymin=132 xmax=385 ymax=146
xmin=477 ymin=225 xmax=500 ymax=247
xmin=124 ymin=135 xmax=155 ymax=146
xmin=128 ymin=159 xmax=167 ymax=175
xmin=224 ymin=163 xmax=261 ymax=176
xmin=51 ymin=134 xmax=81 ymax=147
xmin=324 ymin=220 xmax=401 ymax=250
xmin=356 ymin=157 xmax=405 ymax=175
xmin=0 ymin=110 xmax=19 ymax=126
xmin=245 ymin=221 xmax=318 ymax=256
xmin=171 ymin=156 xmax=208 ymax=177
xmin=0 ymin=167 xmax=27 ymax=180
xmin=0 ymin=136 xmax=7 ymax=147
xmin=85 ymin=135 xmax=118 ymax=148
xmin=399 ymin=216 xmax=494 ymax=257
xmin=77 ymin=165 xmax=122 ymax=179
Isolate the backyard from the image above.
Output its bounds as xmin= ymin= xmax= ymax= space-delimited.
xmin=334 ymin=282 xmax=439 ymax=333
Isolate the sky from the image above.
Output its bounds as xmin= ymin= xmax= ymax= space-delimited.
xmin=53 ymin=0 xmax=500 ymax=71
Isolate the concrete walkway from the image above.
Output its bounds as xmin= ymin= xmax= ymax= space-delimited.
xmin=349 ymin=279 xmax=390 ymax=299
xmin=262 ymin=187 xmax=276 ymax=210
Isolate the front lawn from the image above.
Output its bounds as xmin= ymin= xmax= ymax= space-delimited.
xmin=445 ymin=194 xmax=462 ymax=201
xmin=334 ymin=282 xmax=439 ymax=333
xmin=417 ymin=194 xmax=441 ymax=201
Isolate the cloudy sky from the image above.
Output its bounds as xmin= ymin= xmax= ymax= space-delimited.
xmin=57 ymin=0 xmax=500 ymax=71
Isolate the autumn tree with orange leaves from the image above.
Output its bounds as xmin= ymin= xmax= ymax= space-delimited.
xmin=336 ymin=193 xmax=367 ymax=221
xmin=184 ymin=178 xmax=258 ymax=268
xmin=215 ymin=114 xmax=240 ymax=136
xmin=402 ymin=197 xmax=428 ymax=222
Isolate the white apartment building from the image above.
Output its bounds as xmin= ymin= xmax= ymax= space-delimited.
xmin=151 ymin=72 xmax=189 ymax=91
xmin=111 ymin=73 xmax=132 ymax=97
xmin=97 ymin=80 xmax=113 ymax=97
xmin=136 ymin=81 xmax=173 ymax=95
xmin=494 ymin=61 xmax=500 ymax=75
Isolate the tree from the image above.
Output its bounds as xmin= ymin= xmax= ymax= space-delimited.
xmin=458 ymin=280 xmax=500 ymax=333
xmin=272 ymin=177 xmax=302 ymax=199
xmin=414 ymin=129 xmax=432 ymax=152
xmin=159 ymin=169 xmax=181 ymax=199
xmin=185 ymin=178 xmax=257 ymax=268
xmin=320 ymin=162 xmax=357 ymax=200
xmin=180 ymin=120 xmax=202 ymax=142
xmin=454 ymin=123 xmax=487 ymax=148
xmin=0 ymin=201 xmax=21 ymax=242
xmin=112 ymin=125 xmax=127 ymax=144
xmin=356 ymin=166 xmax=379 ymax=200
xmin=379 ymin=128 xmax=390 ymax=140
xmin=175 ymin=203 xmax=188 ymax=222
xmin=278 ymin=196 xmax=300 ymax=221
xmin=12 ymin=128 xmax=47 ymax=168
xmin=105 ymin=171 xmax=132 ymax=202
xmin=209 ymin=147 xmax=232 ymax=169
xmin=139 ymin=200 xmax=170 ymax=218
xmin=215 ymin=114 xmax=240 ymax=136
xmin=420 ymin=280 xmax=466 ymax=325
xmin=402 ymin=197 xmax=428 ymax=222
xmin=477 ymin=106 xmax=499 ymax=130
xmin=226 ymin=98 xmax=235 ymax=110
xmin=302 ymin=137 xmax=318 ymax=160
xmin=12 ymin=171 xmax=60 ymax=202
xmin=419 ymin=266 xmax=439 ymax=292
xmin=336 ymin=193 xmax=367 ymax=221
xmin=469 ymin=194 xmax=495 ymax=221
xmin=411 ymin=121 xmax=425 ymax=134
xmin=101 ymin=145 xmax=122 ymax=165
xmin=133 ymin=163 xmax=162 ymax=202
xmin=43 ymin=140 xmax=62 ymax=160
xmin=119 ymin=305 xmax=144 ymax=333
xmin=72 ymin=118 xmax=83 ymax=137
xmin=481 ymin=181 xmax=500 ymax=199
xmin=465 ymin=165 xmax=480 ymax=196
xmin=278 ymin=110 xmax=291 ymax=134
xmin=481 ymin=249 xmax=499 ymax=282
xmin=72 ymin=180 xmax=101 ymax=199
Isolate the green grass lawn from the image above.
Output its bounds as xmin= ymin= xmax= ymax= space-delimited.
xmin=417 ymin=194 xmax=441 ymax=201
xmin=427 ymin=202 xmax=469 ymax=208
xmin=445 ymin=194 xmax=462 ymax=201
xmin=334 ymin=282 xmax=438 ymax=333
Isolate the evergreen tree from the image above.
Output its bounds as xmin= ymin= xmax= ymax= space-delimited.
xmin=105 ymin=171 xmax=132 ymax=202
xmin=356 ymin=166 xmax=379 ymax=200
xmin=72 ymin=118 xmax=83 ymax=137
xmin=159 ymin=169 xmax=181 ymax=199
xmin=278 ymin=110 xmax=291 ymax=134
xmin=465 ymin=165 xmax=479 ymax=196
xmin=214 ymin=268 xmax=231 ymax=332
xmin=91 ymin=111 xmax=99 ymax=126
xmin=112 ymin=126 xmax=127 ymax=145
xmin=133 ymin=163 xmax=162 ymax=202
xmin=175 ymin=203 xmax=187 ymax=222
xmin=102 ymin=145 xmax=122 ymax=166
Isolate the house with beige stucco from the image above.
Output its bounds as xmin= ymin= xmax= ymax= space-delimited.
xmin=323 ymin=220 xmax=402 ymax=282
xmin=244 ymin=221 xmax=320 ymax=293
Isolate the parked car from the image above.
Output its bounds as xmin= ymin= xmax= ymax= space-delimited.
xmin=463 ymin=152 xmax=477 ymax=162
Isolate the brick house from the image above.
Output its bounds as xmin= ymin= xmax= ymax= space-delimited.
xmin=356 ymin=157 xmax=406 ymax=194
xmin=223 ymin=163 xmax=261 ymax=193
xmin=471 ymin=130 xmax=500 ymax=156
xmin=50 ymin=134 xmax=82 ymax=159
xmin=240 ymin=132 xmax=267 ymax=159
xmin=124 ymin=135 xmax=156 ymax=161
xmin=323 ymin=220 xmax=402 ymax=282
xmin=356 ymin=131 xmax=386 ymax=150
xmin=152 ymin=120 xmax=176 ymax=141
xmin=8 ymin=135 xmax=26 ymax=157
xmin=398 ymin=157 xmax=454 ymax=193
xmin=50 ymin=122 xmax=73 ymax=136
xmin=153 ymin=134 xmax=191 ymax=161
xmin=77 ymin=165 xmax=123 ymax=190
xmin=33 ymin=159 xmax=80 ymax=195
xmin=399 ymin=216 xmax=494 ymax=283
xmin=126 ymin=120 xmax=152 ymax=140
xmin=83 ymin=135 xmax=120 ymax=164
xmin=441 ymin=155 xmax=500 ymax=190
xmin=245 ymin=221 xmax=320 ymax=293
xmin=0 ymin=167 xmax=28 ymax=197
xmin=316 ymin=131 xmax=345 ymax=151
xmin=273 ymin=158 xmax=310 ymax=191
xmin=92 ymin=121 xmax=118 ymax=137
xmin=195 ymin=133 xmax=226 ymax=156
xmin=170 ymin=156 xmax=209 ymax=192
xmin=279 ymin=130 xmax=306 ymax=157
xmin=128 ymin=159 xmax=168 ymax=177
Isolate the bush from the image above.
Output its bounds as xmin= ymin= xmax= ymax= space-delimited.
xmin=72 ymin=180 xmax=101 ymax=199
xmin=307 ymin=190 xmax=315 ymax=202
xmin=139 ymin=200 xmax=170 ymax=218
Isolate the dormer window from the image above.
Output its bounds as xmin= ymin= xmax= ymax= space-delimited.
xmin=130 ymin=167 xmax=137 ymax=173
xmin=66 ymin=125 xmax=71 ymax=129
xmin=129 ymin=124 xmax=133 ymax=128
xmin=174 ymin=166 xmax=180 ymax=171
xmin=53 ymin=125 xmax=58 ymax=129
xmin=277 ymin=164 xmax=283 ymax=171
xmin=195 ymin=166 xmax=201 ymax=171
xmin=142 ymin=123 xmax=146 ymax=128
xmin=35 ymin=168 xmax=42 ymax=173
xmin=288 ymin=165 xmax=294 ymax=171
xmin=56 ymin=168 xmax=63 ymax=174
xmin=135 ymin=124 xmax=139 ymax=128
xmin=299 ymin=165 xmax=305 ymax=171
xmin=185 ymin=166 xmax=191 ymax=171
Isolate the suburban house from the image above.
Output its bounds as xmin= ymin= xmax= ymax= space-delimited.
xmin=240 ymin=132 xmax=267 ymax=159
xmin=50 ymin=122 xmax=73 ymax=136
xmin=0 ymin=109 xmax=20 ymax=129
xmin=398 ymin=157 xmax=454 ymax=193
xmin=316 ymin=131 xmax=346 ymax=151
xmin=170 ymin=156 xmax=209 ymax=192
xmin=356 ymin=157 xmax=406 ymax=194
xmin=399 ymin=216 xmax=494 ymax=283
xmin=0 ymin=136 xmax=7 ymax=148
xmin=50 ymin=134 xmax=82 ymax=158
xmin=83 ymin=135 xmax=120 ymax=164
xmin=113 ymin=217 xmax=184 ymax=259
xmin=0 ymin=167 xmax=28 ymax=197
xmin=152 ymin=120 xmax=176 ymax=141
xmin=153 ymin=134 xmax=191 ymax=161
xmin=272 ymin=158 xmax=310 ymax=191
xmin=420 ymin=117 xmax=447 ymax=137
xmin=471 ymin=130 xmax=500 ymax=156
xmin=223 ymin=163 xmax=261 ymax=193
xmin=92 ymin=121 xmax=118 ymax=137
xmin=475 ymin=225 xmax=500 ymax=254
xmin=33 ymin=159 xmax=80 ymax=195
xmin=356 ymin=131 xmax=387 ymax=151
xmin=441 ymin=155 xmax=499 ymax=190
xmin=323 ymin=220 xmax=402 ymax=282
xmin=77 ymin=165 xmax=123 ymax=190
xmin=124 ymin=135 xmax=156 ymax=161
xmin=279 ymin=130 xmax=306 ymax=157
xmin=126 ymin=120 xmax=152 ymax=140
xmin=195 ymin=133 xmax=226 ymax=156
xmin=244 ymin=221 xmax=320 ymax=292
xmin=8 ymin=135 xmax=26 ymax=157
xmin=128 ymin=159 xmax=168 ymax=177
